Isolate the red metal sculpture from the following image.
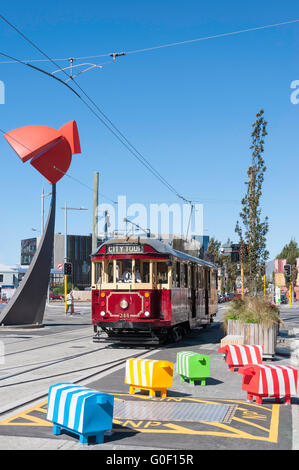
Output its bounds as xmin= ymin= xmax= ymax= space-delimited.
xmin=0 ymin=121 xmax=81 ymax=326
xmin=3 ymin=120 xmax=81 ymax=183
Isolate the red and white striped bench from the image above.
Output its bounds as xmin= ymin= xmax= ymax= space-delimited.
xmin=218 ymin=344 xmax=263 ymax=372
xmin=238 ymin=364 xmax=298 ymax=404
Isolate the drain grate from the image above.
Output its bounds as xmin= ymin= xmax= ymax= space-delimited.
xmin=114 ymin=401 xmax=237 ymax=424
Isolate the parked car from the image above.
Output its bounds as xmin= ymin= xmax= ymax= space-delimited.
xmin=49 ymin=293 xmax=63 ymax=300
xmin=233 ymin=294 xmax=242 ymax=300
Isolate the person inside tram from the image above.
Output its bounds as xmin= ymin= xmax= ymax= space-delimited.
xmin=122 ymin=270 xmax=132 ymax=282
xmin=121 ymin=261 xmax=132 ymax=282
xmin=135 ymin=268 xmax=141 ymax=282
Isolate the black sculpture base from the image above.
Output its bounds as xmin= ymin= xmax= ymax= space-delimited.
xmin=0 ymin=184 xmax=56 ymax=326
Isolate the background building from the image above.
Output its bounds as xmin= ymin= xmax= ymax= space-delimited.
xmin=21 ymin=234 xmax=105 ymax=289
xmin=274 ymin=258 xmax=299 ymax=298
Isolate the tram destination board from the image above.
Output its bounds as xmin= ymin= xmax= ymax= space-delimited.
xmin=106 ymin=244 xmax=144 ymax=254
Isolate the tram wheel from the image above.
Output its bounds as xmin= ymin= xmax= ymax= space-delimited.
xmin=171 ymin=327 xmax=183 ymax=343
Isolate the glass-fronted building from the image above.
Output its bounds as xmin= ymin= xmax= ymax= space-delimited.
xmin=20 ymin=234 xmax=103 ymax=289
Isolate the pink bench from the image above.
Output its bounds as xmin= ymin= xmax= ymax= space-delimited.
xmin=218 ymin=344 xmax=263 ymax=372
xmin=238 ymin=364 xmax=298 ymax=404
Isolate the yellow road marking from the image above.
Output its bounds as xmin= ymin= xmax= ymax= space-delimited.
xmin=0 ymin=401 xmax=50 ymax=427
xmin=0 ymin=396 xmax=280 ymax=443
xmin=232 ymin=416 xmax=270 ymax=433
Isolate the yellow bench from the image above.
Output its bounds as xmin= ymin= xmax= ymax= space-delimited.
xmin=125 ymin=358 xmax=173 ymax=397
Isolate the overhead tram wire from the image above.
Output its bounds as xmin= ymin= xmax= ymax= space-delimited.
xmin=0 ymin=14 xmax=192 ymax=205
xmin=0 ymin=49 xmax=183 ymax=202
xmin=1 ymin=18 xmax=299 ymax=64
xmin=5 ymin=15 xmax=296 ymax=205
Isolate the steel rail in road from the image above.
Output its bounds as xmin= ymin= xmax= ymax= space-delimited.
xmin=0 ymin=346 xmax=159 ymax=417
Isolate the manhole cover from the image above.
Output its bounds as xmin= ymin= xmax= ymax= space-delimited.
xmin=114 ymin=401 xmax=237 ymax=424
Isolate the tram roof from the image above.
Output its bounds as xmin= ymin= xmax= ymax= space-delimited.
xmin=91 ymin=238 xmax=217 ymax=269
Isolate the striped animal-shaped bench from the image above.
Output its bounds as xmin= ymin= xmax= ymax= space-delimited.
xmin=46 ymin=383 xmax=114 ymax=444
xmin=238 ymin=364 xmax=298 ymax=404
xmin=125 ymin=358 xmax=173 ymax=397
xmin=218 ymin=344 xmax=263 ymax=372
xmin=177 ymin=351 xmax=210 ymax=385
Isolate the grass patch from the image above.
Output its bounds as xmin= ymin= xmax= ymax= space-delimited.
xmin=223 ymin=296 xmax=282 ymax=332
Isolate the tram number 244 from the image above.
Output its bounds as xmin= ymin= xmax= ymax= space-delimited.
xmin=119 ymin=313 xmax=130 ymax=319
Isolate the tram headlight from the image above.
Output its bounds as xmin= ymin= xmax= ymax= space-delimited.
xmin=100 ymin=311 xmax=106 ymax=317
xmin=120 ymin=299 xmax=129 ymax=309
xmin=144 ymin=311 xmax=150 ymax=317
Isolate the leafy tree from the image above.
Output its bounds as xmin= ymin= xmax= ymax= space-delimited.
xmin=235 ymin=109 xmax=269 ymax=293
xmin=276 ymin=239 xmax=299 ymax=264
xmin=276 ymin=239 xmax=299 ymax=291
xmin=207 ymin=237 xmax=237 ymax=294
xmin=206 ymin=237 xmax=222 ymax=265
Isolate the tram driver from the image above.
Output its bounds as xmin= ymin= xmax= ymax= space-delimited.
xmin=120 ymin=260 xmax=132 ymax=282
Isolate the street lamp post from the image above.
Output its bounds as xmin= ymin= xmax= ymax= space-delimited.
xmin=61 ymin=204 xmax=88 ymax=312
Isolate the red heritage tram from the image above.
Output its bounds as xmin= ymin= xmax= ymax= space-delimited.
xmin=91 ymin=238 xmax=218 ymax=345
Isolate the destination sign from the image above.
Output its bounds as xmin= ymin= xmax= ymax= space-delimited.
xmin=106 ymin=244 xmax=144 ymax=255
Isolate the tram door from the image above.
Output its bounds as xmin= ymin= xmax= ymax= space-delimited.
xmin=204 ymin=269 xmax=210 ymax=316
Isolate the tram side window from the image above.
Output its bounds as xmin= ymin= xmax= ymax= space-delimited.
xmin=157 ymin=262 xmax=168 ymax=284
xmin=198 ymin=267 xmax=204 ymax=288
xmin=195 ymin=265 xmax=199 ymax=288
xmin=172 ymin=262 xmax=179 ymax=287
xmin=191 ymin=264 xmax=196 ymax=289
xmin=182 ymin=264 xmax=188 ymax=288
xmin=116 ymin=259 xmax=132 ymax=283
xmin=104 ymin=261 xmax=114 ymax=283
xmin=174 ymin=262 xmax=180 ymax=287
xmin=95 ymin=262 xmax=103 ymax=284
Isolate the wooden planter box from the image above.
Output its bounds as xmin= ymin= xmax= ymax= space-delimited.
xmin=226 ymin=319 xmax=278 ymax=359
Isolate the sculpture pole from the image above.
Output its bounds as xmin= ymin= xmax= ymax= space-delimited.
xmin=0 ymin=184 xmax=56 ymax=326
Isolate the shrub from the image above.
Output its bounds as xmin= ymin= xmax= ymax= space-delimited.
xmin=223 ymin=295 xmax=282 ymax=332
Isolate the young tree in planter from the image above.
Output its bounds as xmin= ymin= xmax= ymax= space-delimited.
xmin=235 ymin=109 xmax=269 ymax=294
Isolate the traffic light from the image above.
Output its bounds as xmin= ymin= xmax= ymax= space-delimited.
xmin=64 ymin=262 xmax=72 ymax=275
xmin=284 ymin=264 xmax=291 ymax=277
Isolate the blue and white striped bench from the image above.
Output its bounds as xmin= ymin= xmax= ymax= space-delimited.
xmin=46 ymin=383 xmax=114 ymax=444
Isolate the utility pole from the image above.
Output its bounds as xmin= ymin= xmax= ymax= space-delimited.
xmin=64 ymin=201 xmax=68 ymax=313
xmin=241 ymin=262 xmax=244 ymax=301
xmin=264 ymin=274 xmax=266 ymax=302
xmin=61 ymin=204 xmax=88 ymax=312
xmin=92 ymin=172 xmax=99 ymax=253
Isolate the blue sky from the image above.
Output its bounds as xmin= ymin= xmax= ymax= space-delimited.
xmin=0 ymin=0 xmax=299 ymax=264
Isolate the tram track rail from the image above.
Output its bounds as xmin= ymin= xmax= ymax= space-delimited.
xmin=0 ymin=333 xmax=93 ymax=357
xmin=0 ymin=346 xmax=159 ymax=417
xmin=0 ymin=344 xmax=109 ymax=383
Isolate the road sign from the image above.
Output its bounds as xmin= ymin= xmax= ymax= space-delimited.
xmin=56 ymin=263 xmax=63 ymax=271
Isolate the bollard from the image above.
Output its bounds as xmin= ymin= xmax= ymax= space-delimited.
xmin=176 ymin=351 xmax=210 ymax=385
xmin=46 ymin=383 xmax=114 ymax=444
xmin=125 ymin=358 xmax=173 ymax=397
xmin=218 ymin=344 xmax=263 ymax=372
xmin=238 ymin=364 xmax=298 ymax=405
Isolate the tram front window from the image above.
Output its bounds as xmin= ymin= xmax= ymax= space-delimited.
xmin=107 ymin=262 xmax=114 ymax=283
xmin=116 ymin=260 xmax=133 ymax=283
